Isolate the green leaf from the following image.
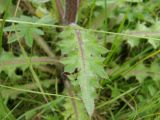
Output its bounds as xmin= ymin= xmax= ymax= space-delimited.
xmin=0 ymin=51 xmax=28 ymax=80
xmin=0 ymin=51 xmax=19 ymax=80
xmin=7 ymin=33 xmax=23 ymax=43
xmin=124 ymin=63 xmax=148 ymax=83
xmin=63 ymin=99 xmax=90 ymax=120
xmin=124 ymin=61 xmax=160 ymax=85
xmin=59 ymin=25 xmax=108 ymax=116
xmin=78 ymin=70 xmax=95 ymax=116
xmin=4 ymin=16 xmax=44 ymax=47
xmin=148 ymin=38 xmax=160 ymax=49
xmin=37 ymin=14 xmax=53 ymax=24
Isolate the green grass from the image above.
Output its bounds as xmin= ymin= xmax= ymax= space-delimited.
xmin=0 ymin=0 xmax=160 ymax=119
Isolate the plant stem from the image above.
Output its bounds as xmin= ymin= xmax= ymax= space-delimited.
xmin=64 ymin=0 xmax=79 ymax=24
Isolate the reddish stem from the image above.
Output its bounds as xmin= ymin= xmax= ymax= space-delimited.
xmin=64 ymin=0 xmax=79 ymax=24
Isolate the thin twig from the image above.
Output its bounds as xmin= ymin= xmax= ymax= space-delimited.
xmin=0 ymin=57 xmax=60 ymax=68
xmin=1 ymin=19 xmax=160 ymax=41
